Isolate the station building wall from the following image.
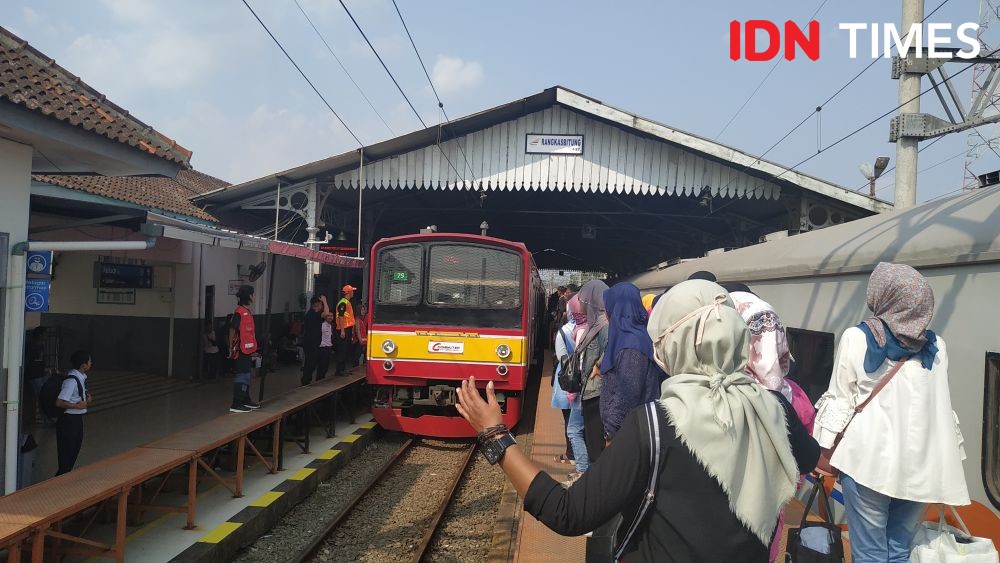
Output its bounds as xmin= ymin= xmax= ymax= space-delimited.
xmin=31 ymin=221 xmax=305 ymax=378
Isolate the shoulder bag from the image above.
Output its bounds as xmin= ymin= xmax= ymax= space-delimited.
xmin=613 ymin=401 xmax=664 ymax=562
xmin=816 ymin=356 xmax=909 ymax=477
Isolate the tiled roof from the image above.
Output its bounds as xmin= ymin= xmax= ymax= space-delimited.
xmin=0 ymin=26 xmax=192 ymax=166
xmin=174 ymin=169 xmax=231 ymax=197
xmin=33 ymin=173 xmax=218 ymax=222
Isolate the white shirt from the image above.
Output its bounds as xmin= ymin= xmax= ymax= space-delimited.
xmin=813 ymin=327 xmax=969 ymax=504
xmin=57 ymin=369 xmax=88 ymax=415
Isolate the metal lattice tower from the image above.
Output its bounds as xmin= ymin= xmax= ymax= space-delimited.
xmin=964 ymin=0 xmax=1000 ymax=191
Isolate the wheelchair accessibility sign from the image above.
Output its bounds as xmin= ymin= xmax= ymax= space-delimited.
xmin=24 ymin=279 xmax=49 ymax=312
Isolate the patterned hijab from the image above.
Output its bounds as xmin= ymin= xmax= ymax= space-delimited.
xmin=648 ymin=280 xmax=797 ymax=544
xmin=729 ymin=291 xmax=792 ymax=401
xmin=863 ymin=262 xmax=933 ymax=351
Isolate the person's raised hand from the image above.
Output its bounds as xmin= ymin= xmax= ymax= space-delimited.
xmin=455 ymin=376 xmax=503 ymax=433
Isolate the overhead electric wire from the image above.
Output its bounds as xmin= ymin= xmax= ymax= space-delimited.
xmin=862 ymin=136 xmax=945 ymax=192
xmin=708 ymin=47 xmax=990 ymax=216
xmin=390 ymin=0 xmax=478 ymax=183
xmin=337 ymin=0 xmax=426 ymax=128
xmin=240 ymin=0 xmax=363 ymax=146
xmin=335 ymin=0 xmax=466 ymax=184
xmin=745 ymin=0 xmax=953 ymax=167
xmin=293 ymin=0 xmax=395 ymax=136
xmin=715 ymin=0 xmax=830 ymax=140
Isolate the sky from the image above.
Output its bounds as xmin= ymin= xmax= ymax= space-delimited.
xmin=3 ymin=0 xmax=998 ymax=204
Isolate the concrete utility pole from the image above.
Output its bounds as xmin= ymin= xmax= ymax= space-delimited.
xmin=895 ymin=0 xmax=924 ymax=209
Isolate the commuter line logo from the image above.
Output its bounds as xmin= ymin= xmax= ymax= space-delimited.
xmin=729 ymin=20 xmax=982 ymax=61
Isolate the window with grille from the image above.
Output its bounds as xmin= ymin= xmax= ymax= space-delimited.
xmin=785 ymin=327 xmax=836 ymax=404
xmin=427 ymin=245 xmax=521 ymax=309
xmin=984 ymin=353 xmax=1000 ymax=509
xmin=376 ymin=245 xmax=422 ymax=306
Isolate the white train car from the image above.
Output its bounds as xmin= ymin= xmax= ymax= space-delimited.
xmin=631 ymin=186 xmax=1000 ymax=542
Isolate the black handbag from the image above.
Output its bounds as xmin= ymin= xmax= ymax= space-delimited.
xmin=556 ymin=328 xmax=584 ymax=394
xmin=786 ymin=476 xmax=845 ymax=563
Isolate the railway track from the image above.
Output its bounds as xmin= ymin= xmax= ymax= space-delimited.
xmin=291 ymin=438 xmax=477 ymax=563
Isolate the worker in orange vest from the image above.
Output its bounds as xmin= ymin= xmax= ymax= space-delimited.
xmin=334 ymin=284 xmax=357 ymax=376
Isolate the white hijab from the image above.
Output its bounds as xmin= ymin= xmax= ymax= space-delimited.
xmin=648 ymin=280 xmax=798 ymax=544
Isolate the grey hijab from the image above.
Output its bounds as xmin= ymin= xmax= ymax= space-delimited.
xmin=576 ymin=279 xmax=609 ymax=348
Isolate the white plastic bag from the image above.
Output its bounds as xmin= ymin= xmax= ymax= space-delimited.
xmin=910 ymin=506 xmax=999 ymax=563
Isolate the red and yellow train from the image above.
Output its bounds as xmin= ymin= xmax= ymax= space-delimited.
xmin=365 ymin=232 xmax=544 ymax=437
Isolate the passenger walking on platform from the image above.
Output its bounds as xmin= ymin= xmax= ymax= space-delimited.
xmin=334 ymin=285 xmax=357 ymax=377
xmin=553 ymin=298 xmax=588 ymax=477
xmin=228 ymin=285 xmax=261 ymax=413
xmin=577 ymin=280 xmax=610 ymax=463
xmin=598 ymin=283 xmax=664 ymax=440
xmin=813 ymin=263 xmax=969 ymax=563
xmin=454 ymin=280 xmax=818 ymax=562
xmin=55 ymin=350 xmax=92 ymax=476
xmin=724 ymin=283 xmax=816 ymax=562
xmin=300 ymin=296 xmax=325 ymax=385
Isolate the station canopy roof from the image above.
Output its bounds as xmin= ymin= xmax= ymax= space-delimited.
xmin=198 ymin=86 xmax=891 ymax=275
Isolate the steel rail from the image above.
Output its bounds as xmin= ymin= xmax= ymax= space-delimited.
xmin=290 ymin=438 xmax=414 ymax=563
xmin=408 ymin=443 xmax=478 ymax=563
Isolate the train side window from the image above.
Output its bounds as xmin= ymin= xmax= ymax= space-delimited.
xmin=376 ymin=245 xmax=423 ymax=305
xmin=984 ymin=353 xmax=1000 ymax=509
xmin=785 ymin=328 xmax=836 ymax=404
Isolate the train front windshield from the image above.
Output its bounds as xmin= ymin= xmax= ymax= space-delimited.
xmin=374 ymin=243 xmax=523 ymax=329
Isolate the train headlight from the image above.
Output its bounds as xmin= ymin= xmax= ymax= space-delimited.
xmin=496 ymin=344 xmax=511 ymax=359
xmin=496 ymin=364 xmax=509 ymax=376
xmin=381 ymin=339 xmax=397 ymax=354
xmin=383 ymin=360 xmax=394 ymax=371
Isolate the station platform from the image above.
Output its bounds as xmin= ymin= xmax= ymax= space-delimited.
xmin=2 ymin=365 xmax=371 ymax=562
xmin=27 ymin=366 xmax=306 ymax=483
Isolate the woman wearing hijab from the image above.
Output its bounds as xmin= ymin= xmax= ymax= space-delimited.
xmin=454 ymin=280 xmax=818 ymax=562
xmin=599 ymin=283 xmax=665 ymax=439
xmin=552 ymin=296 xmax=589 ymax=475
xmin=813 ymin=263 xmax=969 ymax=563
xmin=576 ymin=280 xmax=610 ymax=462
xmin=726 ymin=285 xmax=816 ymax=562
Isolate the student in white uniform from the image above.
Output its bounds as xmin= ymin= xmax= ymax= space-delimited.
xmin=813 ymin=263 xmax=969 ymax=563
xmin=55 ymin=350 xmax=92 ymax=475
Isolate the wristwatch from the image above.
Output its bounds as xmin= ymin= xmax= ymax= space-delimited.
xmin=480 ymin=432 xmax=517 ymax=465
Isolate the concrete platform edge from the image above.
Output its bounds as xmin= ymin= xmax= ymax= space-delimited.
xmin=167 ymin=422 xmax=382 ymax=563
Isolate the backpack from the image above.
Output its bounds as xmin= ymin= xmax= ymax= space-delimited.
xmin=39 ymin=375 xmax=83 ymax=419
xmin=556 ymin=328 xmax=584 ymax=394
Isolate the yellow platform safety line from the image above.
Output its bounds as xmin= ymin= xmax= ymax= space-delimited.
xmin=340 ymin=434 xmax=361 ymax=443
xmin=317 ymin=449 xmax=342 ymax=460
xmin=249 ymin=491 xmax=284 ymax=508
xmin=359 ymin=421 xmax=377 ymax=429
xmin=199 ymin=522 xmax=241 ymax=544
xmin=288 ymin=468 xmax=316 ymax=481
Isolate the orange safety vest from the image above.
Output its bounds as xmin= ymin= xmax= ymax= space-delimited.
xmin=336 ymin=298 xmax=355 ymax=330
xmin=231 ymin=305 xmax=258 ymax=358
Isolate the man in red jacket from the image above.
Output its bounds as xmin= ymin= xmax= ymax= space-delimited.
xmin=228 ymin=285 xmax=261 ymax=413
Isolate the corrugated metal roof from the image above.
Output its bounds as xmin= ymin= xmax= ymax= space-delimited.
xmin=630 ymin=186 xmax=1000 ymax=290
xmin=332 ymin=105 xmax=779 ymax=200
xmin=198 ymin=87 xmax=889 ymax=214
